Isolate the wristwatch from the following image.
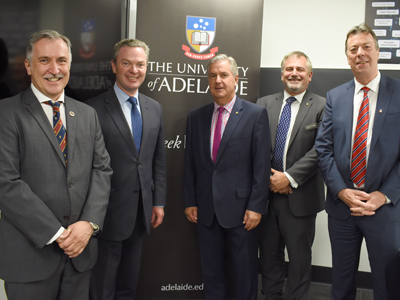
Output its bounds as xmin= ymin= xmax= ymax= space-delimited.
xmin=89 ymin=222 xmax=100 ymax=236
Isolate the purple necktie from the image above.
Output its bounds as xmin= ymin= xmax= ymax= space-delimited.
xmin=212 ymin=106 xmax=224 ymax=163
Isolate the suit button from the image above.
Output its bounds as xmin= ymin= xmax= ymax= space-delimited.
xmin=134 ymin=190 xmax=139 ymax=194
xmin=68 ymin=182 xmax=73 ymax=188
xmin=214 ymin=171 xmax=217 ymax=175
xmin=63 ymin=216 xmax=70 ymax=220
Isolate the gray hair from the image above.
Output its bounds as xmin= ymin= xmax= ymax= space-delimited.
xmin=207 ymin=54 xmax=238 ymax=77
xmin=26 ymin=30 xmax=72 ymax=63
xmin=112 ymin=39 xmax=150 ymax=64
xmin=281 ymin=51 xmax=313 ymax=73
xmin=345 ymin=23 xmax=379 ymax=55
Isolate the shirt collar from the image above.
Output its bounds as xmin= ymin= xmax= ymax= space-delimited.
xmin=114 ymin=82 xmax=140 ymax=107
xmin=354 ymin=71 xmax=381 ymax=95
xmin=283 ymin=90 xmax=306 ymax=104
xmin=31 ymin=83 xmax=65 ymax=104
xmin=214 ymin=95 xmax=236 ymax=113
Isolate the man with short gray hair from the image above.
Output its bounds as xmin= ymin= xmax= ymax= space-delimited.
xmin=0 ymin=29 xmax=112 ymax=300
xmin=257 ymin=51 xmax=325 ymax=300
xmin=184 ymin=54 xmax=270 ymax=299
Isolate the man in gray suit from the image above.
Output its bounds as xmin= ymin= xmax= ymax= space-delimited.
xmin=256 ymin=51 xmax=325 ymax=300
xmin=0 ymin=30 xmax=112 ymax=300
xmin=87 ymin=38 xmax=166 ymax=300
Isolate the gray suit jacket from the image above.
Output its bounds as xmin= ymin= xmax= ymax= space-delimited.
xmin=257 ymin=90 xmax=325 ymax=216
xmin=0 ymin=87 xmax=112 ymax=283
xmin=86 ymin=89 xmax=166 ymax=239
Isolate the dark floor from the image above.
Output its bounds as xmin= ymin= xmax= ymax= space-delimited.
xmin=257 ymin=277 xmax=374 ymax=300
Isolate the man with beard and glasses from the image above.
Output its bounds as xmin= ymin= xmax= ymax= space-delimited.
xmin=256 ymin=51 xmax=325 ymax=300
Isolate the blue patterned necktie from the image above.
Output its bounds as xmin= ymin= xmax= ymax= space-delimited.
xmin=127 ymin=96 xmax=142 ymax=153
xmin=272 ymin=97 xmax=296 ymax=171
xmin=46 ymin=101 xmax=67 ymax=163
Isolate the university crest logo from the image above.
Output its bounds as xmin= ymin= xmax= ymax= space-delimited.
xmin=79 ymin=20 xmax=96 ymax=59
xmin=182 ymin=16 xmax=218 ymax=60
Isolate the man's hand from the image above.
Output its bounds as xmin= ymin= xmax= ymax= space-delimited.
xmin=276 ymin=186 xmax=293 ymax=195
xmin=243 ymin=210 xmax=262 ymax=231
xmin=350 ymin=191 xmax=386 ymax=216
xmin=151 ymin=206 xmax=165 ymax=228
xmin=55 ymin=228 xmax=71 ymax=244
xmin=185 ymin=207 xmax=198 ymax=223
xmin=57 ymin=221 xmax=93 ymax=258
xmin=270 ymin=168 xmax=290 ymax=193
xmin=338 ymin=188 xmax=375 ymax=216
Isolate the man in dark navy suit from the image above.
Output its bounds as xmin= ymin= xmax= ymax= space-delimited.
xmin=316 ymin=23 xmax=400 ymax=299
xmin=184 ymin=54 xmax=270 ymax=300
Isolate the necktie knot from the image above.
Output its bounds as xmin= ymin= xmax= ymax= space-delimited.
xmin=217 ymin=106 xmax=224 ymax=114
xmin=46 ymin=100 xmax=61 ymax=110
xmin=127 ymin=96 xmax=137 ymax=106
xmin=286 ymin=97 xmax=296 ymax=105
xmin=362 ymin=87 xmax=370 ymax=93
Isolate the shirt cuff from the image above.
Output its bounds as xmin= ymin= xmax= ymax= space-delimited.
xmin=284 ymin=172 xmax=298 ymax=188
xmin=46 ymin=226 xmax=65 ymax=245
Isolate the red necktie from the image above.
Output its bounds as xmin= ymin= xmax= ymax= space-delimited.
xmin=212 ymin=106 xmax=224 ymax=163
xmin=351 ymin=87 xmax=370 ymax=187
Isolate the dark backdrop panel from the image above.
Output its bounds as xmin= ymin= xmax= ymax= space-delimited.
xmin=135 ymin=0 xmax=264 ymax=299
xmin=0 ymin=0 xmax=125 ymax=101
xmin=64 ymin=0 xmax=125 ymax=101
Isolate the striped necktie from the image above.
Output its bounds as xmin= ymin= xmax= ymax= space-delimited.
xmin=351 ymin=87 xmax=370 ymax=187
xmin=46 ymin=101 xmax=67 ymax=163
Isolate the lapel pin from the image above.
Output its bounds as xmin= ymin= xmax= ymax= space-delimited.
xmin=69 ymin=111 xmax=75 ymax=117
xmin=379 ymin=109 xmax=382 ymax=113
xmin=306 ymin=103 xmax=309 ymax=106
xmin=236 ymin=112 xmax=238 ymax=114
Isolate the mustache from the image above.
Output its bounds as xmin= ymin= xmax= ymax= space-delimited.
xmin=43 ymin=74 xmax=64 ymax=79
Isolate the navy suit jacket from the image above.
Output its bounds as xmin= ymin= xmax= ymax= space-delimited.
xmin=316 ymin=75 xmax=400 ymax=222
xmin=86 ymin=89 xmax=166 ymax=240
xmin=184 ymin=96 xmax=271 ymax=228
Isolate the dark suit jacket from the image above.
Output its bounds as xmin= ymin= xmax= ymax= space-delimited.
xmin=184 ymin=96 xmax=270 ymax=228
xmin=316 ymin=75 xmax=400 ymax=221
xmin=257 ymin=91 xmax=325 ymax=216
xmin=0 ymin=87 xmax=112 ymax=283
xmin=86 ymin=89 xmax=166 ymax=240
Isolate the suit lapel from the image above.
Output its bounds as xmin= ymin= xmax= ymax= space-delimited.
xmin=64 ymin=97 xmax=76 ymax=167
xmin=370 ymin=76 xmax=391 ymax=152
xmin=288 ymin=92 xmax=313 ymax=148
xmin=270 ymin=93 xmax=284 ymax=149
xmin=343 ymin=83 xmax=356 ymax=161
xmin=215 ymin=97 xmax=243 ymax=164
xmin=201 ymin=104 xmax=214 ymax=163
xmin=138 ymin=94 xmax=150 ymax=158
xmin=24 ymin=88 xmax=66 ymax=167
xmin=105 ymin=90 xmax=137 ymax=155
